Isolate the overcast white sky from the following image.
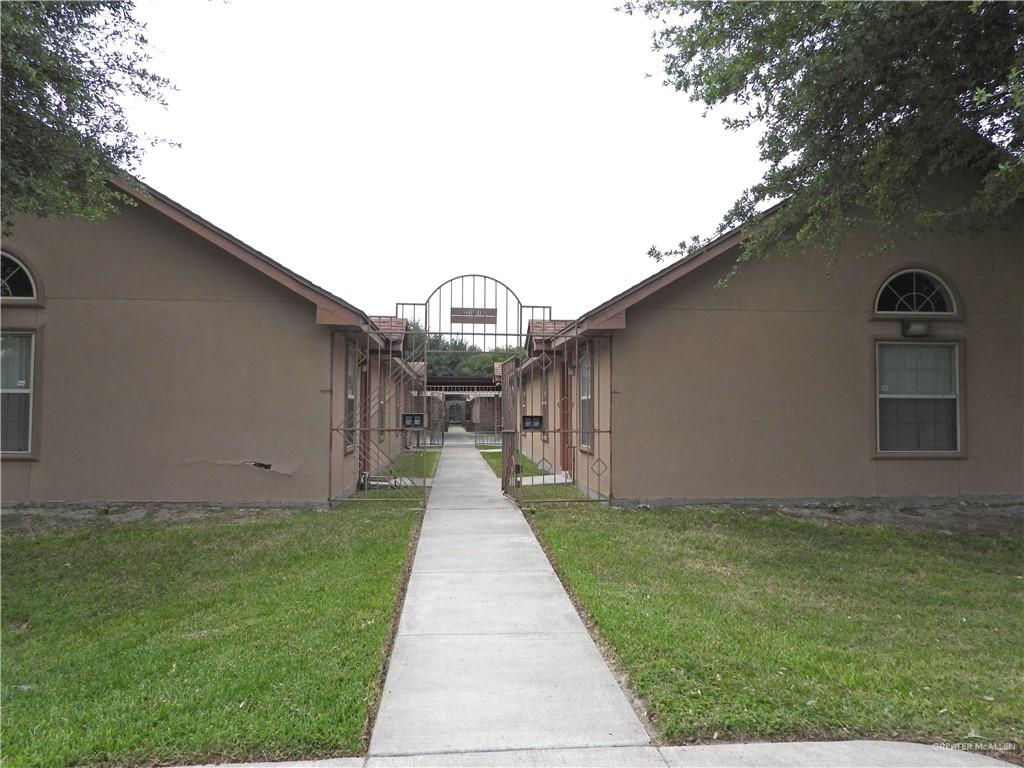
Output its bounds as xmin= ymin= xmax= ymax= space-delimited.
xmin=126 ymin=0 xmax=764 ymax=319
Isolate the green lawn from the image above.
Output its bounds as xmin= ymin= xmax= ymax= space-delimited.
xmin=518 ymin=484 xmax=588 ymax=502
xmin=349 ymin=487 xmax=426 ymax=501
xmin=477 ymin=447 xmax=549 ymax=477
xmin=1 ymin=504 xmax=418 ymax=768
xmin=532 ymin=504 xmax=1024 ymax=749
xmin=382 ymin=449 xmax=439 ymax=479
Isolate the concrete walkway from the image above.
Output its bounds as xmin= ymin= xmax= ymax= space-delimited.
xmin=369 ymin=441 xmax=651 ymax=757
xmin=187 ymin=741 xmax=1013 ymax=767
xmin=179 ymin=439 xmax=1016 ymax=767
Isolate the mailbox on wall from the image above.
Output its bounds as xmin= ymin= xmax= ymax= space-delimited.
xmin=402 ymin=413 xmax=426 ymax=429
xmin=522 ymin=415 xmax=544 ymax=431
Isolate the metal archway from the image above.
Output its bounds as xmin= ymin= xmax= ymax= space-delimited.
xmin=397 ymin=273 xmax=551 ymax=352
xmin=335 ymin=275 xmax=608 ymax=510
xmin=393 ymin=274 xmax=551 ymax=447
xmin=392 ymin=274 xmax=610 ymax=505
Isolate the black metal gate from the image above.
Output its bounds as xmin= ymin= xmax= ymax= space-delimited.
xmin=333 ymin=326 xmax=431 ymax=508
xmin=500 ymin=357 xmax=519 ymax=496
xmin=388 ymin=274 xmax=612 ymax=505
xmin=497 ymin=322 xmax=612 ymax=505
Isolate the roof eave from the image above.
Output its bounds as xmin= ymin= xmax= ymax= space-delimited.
xmin=569 ymin=226 xmax=746 ymax=339
xmin=110 ymin=176 xmax=368 ymax=328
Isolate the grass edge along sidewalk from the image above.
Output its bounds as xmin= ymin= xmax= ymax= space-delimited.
xmin=1 ymin=502 xmax=420 ymax=768
xmin=530 ymin=503 xmax=1024 ymax=761
xmin=477 ymin=445 xmax=548 ymax=478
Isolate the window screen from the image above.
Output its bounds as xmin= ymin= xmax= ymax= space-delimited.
xmin=345 ymin=342 xmax=357 ymax=449
xmin=1 ymin=333 xmax=34 ymax=452
xmin=877 ymin=343 xmax=958 ymax=452
xmin=579 ymin=346 xmax=593 ymax=448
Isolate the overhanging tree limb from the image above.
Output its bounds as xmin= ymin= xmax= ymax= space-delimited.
xmin=1 ymin=1 xmax=175 ymax=231
xmin=623 ymin=1 xmax=1024 ymax=277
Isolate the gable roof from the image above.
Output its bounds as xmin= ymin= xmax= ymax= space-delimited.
xmin=574 ymin=165 xmax=1019 ymax=335
xmin=110 ymin=177 xmax=368 ymax=329
xmin=568 ymin=225 xmax=745 ymax=336
xmin=368 ymin=315 xmax=407 ymax=354
xmin=369 ymin=316 xmax=407 ymax=340
xmin=526 ymin=319 xmax=572 ymax=338
xmin=525 ymin=318 xmax=573 ymax=355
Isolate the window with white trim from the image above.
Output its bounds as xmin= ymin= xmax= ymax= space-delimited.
xmin=579 ymin=345 xmax=593 ymax=448
xmin=1 ymin=253 xmax=36 ymax=299
xmin=540 ymin=363 xmax=549 ymax=441
xmin=396 ymin=379 xmax=404 ymax=429
xmin=877 ymin=342 xmax=958 ymax=452
xmin=2 ymin=333 xmax=34 ymax=452
xmin=345 ymin=342 xmax=357 ymax=449
xmin=378 ymin=369 xmax=387 ymax=442
xmin=875 ymin=270 xmax=955 ymax=315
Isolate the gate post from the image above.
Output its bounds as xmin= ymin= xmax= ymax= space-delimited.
xmin=500 ymin=356 xmax=521 ymax=501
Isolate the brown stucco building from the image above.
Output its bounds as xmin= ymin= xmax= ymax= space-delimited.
xmin=519 ymin=211 xmax=1023 ymax=503
xmin=1 ymin=181 xmax=417 ymax=505
xmin=3 ymin=178 xmax=1021 ymax=508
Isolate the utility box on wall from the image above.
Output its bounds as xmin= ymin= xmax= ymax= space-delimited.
xmin=522 ymin=415 xmax=544 ymax=431
xmin=402 ymin=413 xmax=426 ymax=429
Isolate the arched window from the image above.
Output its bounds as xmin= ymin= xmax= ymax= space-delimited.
xmin=875 ymin=269 xmax=955 ymax=315
xmin=1 ymin=253 xmax=36 ymax=299
xmin=1 ymin=253 xmax=39 ymax=453
xmin=874 ymin=269 xmax=961 ymax=453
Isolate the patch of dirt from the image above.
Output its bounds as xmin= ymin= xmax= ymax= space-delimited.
xmin=0 ymin=503 xmax=321 ymax=535
xmin=768 ymin=498 xmax=1023 ymax=536
xmin=621 ymin=497 xmax=1023 ymax=537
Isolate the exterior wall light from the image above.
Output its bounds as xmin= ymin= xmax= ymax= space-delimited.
xmin=901 ymin=319 xmax=931 ymax=337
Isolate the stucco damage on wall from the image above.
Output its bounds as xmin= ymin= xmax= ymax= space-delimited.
xmin=174 ymin=457 xmax=314 ymax=478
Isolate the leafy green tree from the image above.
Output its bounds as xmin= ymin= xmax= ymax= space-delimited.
xmin=625 ymin=1 xmax=1024 ymax=276
xmin=1 ymin=1 xmax=173 ymax=230
xmin=459 ymin=349 xmax=519 ymax=378
xmin=402 ymin=320 xmax=522 ymax=377
xmin=427 ymin=335 xmax=470 ymax=378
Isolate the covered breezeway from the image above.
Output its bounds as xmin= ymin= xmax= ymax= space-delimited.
xmin=366 ymin=274 xmax=614 ymax=505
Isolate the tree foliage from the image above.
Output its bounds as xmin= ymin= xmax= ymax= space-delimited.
xmin=403 ymin=320 xmax=521 ymax=378
xmin=624 ymin=1 xmax=1024 ymax=276
xmin=1 ymin=1 xmax=173 ymax=229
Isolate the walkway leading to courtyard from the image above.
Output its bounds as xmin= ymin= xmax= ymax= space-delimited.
xmin=179 ymin=440 xmax=1013 ymax=768
xmin=368 ymin=439 xmax=651 ymax=757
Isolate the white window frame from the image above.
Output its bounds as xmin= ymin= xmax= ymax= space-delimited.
xmin=396 ymin=377 xmax=404 ymax=429
xmin=540 ymin=363 xmax=549 ymax=442
xmin=345 ymin=342 xmax=357 ymax=451
xmin=1 ymin=332 xmax=35 ymax=454
xmin=875 ymin=341 xmax=960 ymax=454
xmin=378 ymin=367 xmax=387 ymax=443
xmin=0 ymin=252 xmax=37 ymax=301
xmin=579 ymin=344 xmax=593 ymax=450
xmin=874 ymin=269 xmax=957 ymax=317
